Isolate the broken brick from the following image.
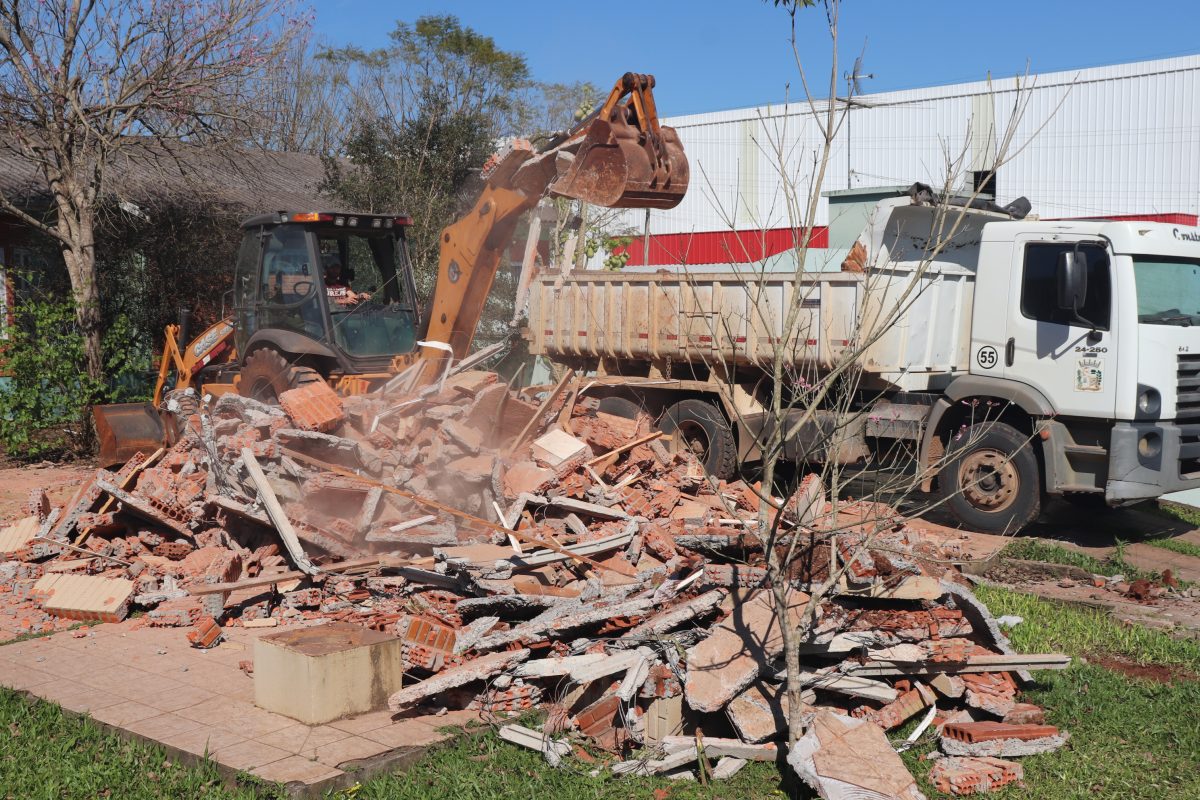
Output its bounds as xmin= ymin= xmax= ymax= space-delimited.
xmin=930 ymin=756 xmax=1023 ymax=796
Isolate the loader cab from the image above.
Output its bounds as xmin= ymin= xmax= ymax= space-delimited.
xmin=232 ymin=211 xmax=422 ymax=373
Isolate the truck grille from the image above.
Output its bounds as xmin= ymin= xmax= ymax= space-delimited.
xmin=1178 ymin=355 xmax=1200 ymax=420
xmin=1178 ymin=356 xmax=1200 ymax=477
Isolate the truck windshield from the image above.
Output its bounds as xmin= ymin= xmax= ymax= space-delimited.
xmin=317 ymin=231 xmax=418 ymax=357
xmin=1134 ymin=256 xmax=1200 ymax=326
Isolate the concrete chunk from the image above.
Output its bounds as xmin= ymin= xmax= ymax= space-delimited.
xmin=387 ymin=648 xmax=530 ymax=712
xmin=684 ymin=589 xmax=809 ymax=713
xmin=787 ymin=709 xmax=927 ymax=800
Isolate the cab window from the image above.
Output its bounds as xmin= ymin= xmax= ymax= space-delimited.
xmin=1020 ymin=242 xmax=1111 ymax=330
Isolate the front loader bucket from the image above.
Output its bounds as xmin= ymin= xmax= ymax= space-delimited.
xmin=93 ymin=402 xmax=165 ymax=468
xmin=551 ymin=118 xmax=689 ymax=210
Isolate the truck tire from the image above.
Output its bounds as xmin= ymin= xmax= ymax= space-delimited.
xmin=936 ymin=421 xmax=1041 ymax=534
xmin=596 ymin=396 xmax=643 ymax=420
xmin=240 ymin=349 xmax=323 ymax=404
xmin=659 ymin=399 xmax=737 ymax=481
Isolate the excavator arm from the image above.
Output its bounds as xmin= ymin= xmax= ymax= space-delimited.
xmin=418 ymin=72 xmax=689 ymax=368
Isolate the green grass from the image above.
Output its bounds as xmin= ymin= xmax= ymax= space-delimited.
xmin=346 ymin=724 xmax=786 ymax=800
xmin=1000 ymin=538 xmax=1170 ymax=585
xmin=975 ymin=584 xmax=1200 ymax=673
xmin=1146 ymin=536 xmax=1200 ymax=560
xmin=1150 ymin=500 xmax=1200 ymax=529
xmin=0 ymin=687 xmax=287 ymax=799
xmin=896 ymin=584 xmax=1200 ymax=800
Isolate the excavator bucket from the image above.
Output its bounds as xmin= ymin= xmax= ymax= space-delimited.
xmin=550 ymin=73 xmax=689 ymax=210
xmin=552 ymin=118 xmax=689 ymax=210
xmin=93 ymin=402 xmax=164 ymax=468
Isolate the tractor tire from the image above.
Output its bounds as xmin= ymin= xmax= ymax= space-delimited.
xmin=659 ymin=398 xmax=737 ymax=481
xmin=240 ymin=349 xmax=323 ymax=404
xmin=936 ymin=420 xmax=1042 ymax=534
xmin=596 ymin=395 xmax=643 ymax=420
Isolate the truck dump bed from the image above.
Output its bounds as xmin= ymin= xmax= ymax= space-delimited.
xmin=526 ymin=200 xmax=1001 ymax=392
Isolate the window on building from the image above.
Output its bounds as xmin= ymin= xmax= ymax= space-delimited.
xmin=1020 ymin=242 xmax=1111 ymax=330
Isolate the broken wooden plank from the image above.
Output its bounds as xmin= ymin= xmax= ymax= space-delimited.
xmin=845 ymin=653 xmax=1071 ymax=677
xmin=241 ymin=449 xmax=318 ymax=575
xmin=389 ymin=515 xmax=437 ymax=532
xmin=189 ymin=556 xmax=381 ymax=595
xmin=768 ymin=670 xmax=899 ymax=703
xmin=585 ymin=430 xmax=665 ymax=468
xmin=509 ymin=369 xmax=574 ymax=454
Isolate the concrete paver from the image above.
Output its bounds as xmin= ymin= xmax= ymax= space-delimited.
xmin=251 ymin=755 xmax=345 ymax=786
xmin=0 ymin=620 xmax=470 ymax=793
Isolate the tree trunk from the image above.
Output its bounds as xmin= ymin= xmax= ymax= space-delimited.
xmin=57 ymin=202 xmax=104 ymax=388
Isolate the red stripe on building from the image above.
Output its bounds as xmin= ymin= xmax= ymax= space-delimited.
xmin=611 ymin=213 xmax=1198 ymax=269
xmin=618 ymin=226 xmax=829 ymax=267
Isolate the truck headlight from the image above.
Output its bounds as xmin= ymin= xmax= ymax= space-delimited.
xmin=1137 ymin=387 xmax=1161 ymax=416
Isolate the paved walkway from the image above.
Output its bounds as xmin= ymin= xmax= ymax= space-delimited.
xmin=0 ymin=621 xmax=470 ymax=793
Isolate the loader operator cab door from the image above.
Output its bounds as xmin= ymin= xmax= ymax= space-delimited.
xmin=314 ymin=225 xmax=420 ymax=360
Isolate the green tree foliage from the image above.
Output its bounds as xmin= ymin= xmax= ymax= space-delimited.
xmin=323 ymin=14 xmax=532 ymax=137
xmin=0 ymin=286 xmax=149 ymax=460
xmin=321 ymin=91 xmax=495 ymax=297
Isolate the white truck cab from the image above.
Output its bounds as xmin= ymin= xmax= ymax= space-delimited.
xmin=961 ymin=219 xmax=1200 ymax=511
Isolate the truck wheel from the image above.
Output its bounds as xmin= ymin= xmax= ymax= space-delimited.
xmin=240 ymin=349 xmax=323 ymax=404
xmin=936 ymin=421 xmax=1041 ymax=533
xmin=596 ymin=396 xmax=643 ymax=419
xmin=659 ymin=399 xmax=737 ymax=480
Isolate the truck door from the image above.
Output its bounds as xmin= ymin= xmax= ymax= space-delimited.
xmin=1005 ymin=238 xmax=1117 ymax=418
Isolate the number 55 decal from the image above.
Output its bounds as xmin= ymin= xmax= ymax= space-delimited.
xmin=977 ymin=345 xmax=999 ymax=369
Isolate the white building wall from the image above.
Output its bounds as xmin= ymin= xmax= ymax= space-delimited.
xmin=623 ymin=55 xmax=1200 ymax=250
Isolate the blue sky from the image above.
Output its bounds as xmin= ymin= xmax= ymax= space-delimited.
xmin=314 ymin=1 xmax=1200 ymax=116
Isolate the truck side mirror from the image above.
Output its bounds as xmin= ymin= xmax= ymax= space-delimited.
xmin=1056 ymin=250 xmax=1088 ymax=313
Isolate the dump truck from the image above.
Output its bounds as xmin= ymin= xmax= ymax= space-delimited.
xmin=526 ymin=187 xmax=1200 ymax=533
xmin=94 ymin=72 xmax=689 ymax=465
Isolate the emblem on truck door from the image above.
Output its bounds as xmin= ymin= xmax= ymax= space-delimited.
xmin=976 ymin=346 xmax=998 ymax=369
xmin=1075 ymin=357 xmax=1104 ymax=392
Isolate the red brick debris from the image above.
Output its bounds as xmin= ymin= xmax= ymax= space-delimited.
xmin=0 ymin=369 xmax=1073 ymax=787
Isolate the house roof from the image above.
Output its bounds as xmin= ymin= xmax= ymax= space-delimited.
xmin=0 ymin=140 xmax=331 ymax=214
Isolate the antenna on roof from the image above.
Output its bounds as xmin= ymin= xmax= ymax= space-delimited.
xmin=843 ymin=54 xmax=874 ymax=189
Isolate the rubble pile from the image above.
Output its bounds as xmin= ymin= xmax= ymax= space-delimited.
xmin=0 ymin=368 xmax=1072 ymax=794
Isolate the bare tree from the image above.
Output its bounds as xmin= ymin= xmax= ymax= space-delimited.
xmin=0 ymin=0 xmax=302 ymax=384
xmin=659 ymin=0 xmax=1068 ymax=747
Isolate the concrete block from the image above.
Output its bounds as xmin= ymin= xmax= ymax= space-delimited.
xmin=31 ymin=573 xmax=134 ymax=622
xmin=531 ymin=429 xmax=590 ymax=469
xmin=0 ymin=516 xmax=38 ymax=558
xmin=255 ymin=621 xmax=405 ymax=724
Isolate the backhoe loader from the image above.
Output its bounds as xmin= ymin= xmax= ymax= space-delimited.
xmin=94 ymin=72 xmax=689 ymax=465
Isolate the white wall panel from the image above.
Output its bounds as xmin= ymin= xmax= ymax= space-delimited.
xmin=624 ymin=56 xmax=1200 ymax=242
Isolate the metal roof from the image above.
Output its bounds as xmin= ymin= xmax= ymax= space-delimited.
xmin=0 ymin=140 xmax=330 ymax=214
